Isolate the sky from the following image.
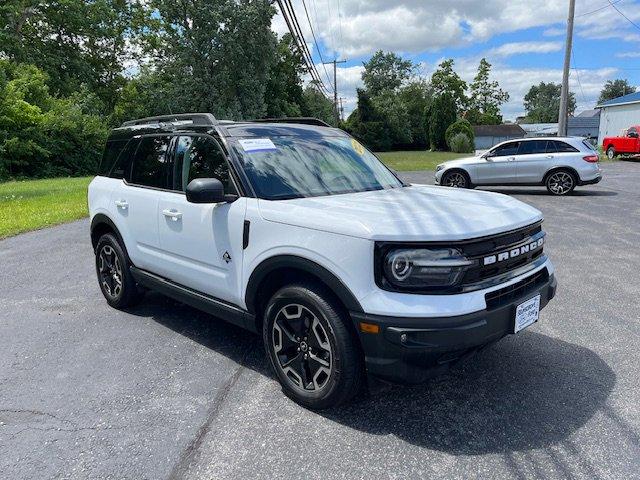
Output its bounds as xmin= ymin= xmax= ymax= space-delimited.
xmin=272 ymin=0 xmax=640 ymax=121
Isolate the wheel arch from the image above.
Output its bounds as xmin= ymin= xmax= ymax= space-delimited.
xmin=442 ymin=167 xmax=473 ymax=185
xmin=245 ymin=255 xmax=364 ymax=331
xmin=543 ymin=165 xmax=580 ymax=184
xmin=90 ymin=214 xmax=127 ymax=256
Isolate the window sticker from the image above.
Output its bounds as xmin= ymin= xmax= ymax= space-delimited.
xmin=239 ymin=138 xmax=277 ymax=153
xmin=351 ymin=138 xmax=365 ymax=156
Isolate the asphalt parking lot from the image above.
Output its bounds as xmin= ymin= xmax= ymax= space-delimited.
xmin=1 ymin=161 xmax=639 ymax=479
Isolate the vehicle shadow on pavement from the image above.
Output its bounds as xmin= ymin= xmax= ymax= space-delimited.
xmin=131 ymin=293 xmax=615 ymax=456
xmin=480 ymin=188 xmax=618 ymax=197
xmin=322 ymin=331 xmax=616 ymax=455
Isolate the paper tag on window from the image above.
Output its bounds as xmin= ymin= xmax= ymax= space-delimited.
xmin=239 ymin=138 xmax=277 ymax=152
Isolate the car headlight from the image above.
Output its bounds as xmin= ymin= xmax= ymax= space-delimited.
xmin=382 ymin=248 xmax=476 ymax=290
xmin=436 ymin=164 xmax=445 ymax=172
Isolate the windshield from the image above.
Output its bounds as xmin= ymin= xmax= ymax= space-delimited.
xmin=230 ymin=135 xmax=403 ymax=200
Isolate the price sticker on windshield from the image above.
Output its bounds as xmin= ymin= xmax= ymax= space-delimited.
xmin=351 ymin=138 xmax=365 ymax=156
xmin=239 ymin=138 xmax=277 ymax=153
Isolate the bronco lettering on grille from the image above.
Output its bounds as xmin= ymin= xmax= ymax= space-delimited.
xmin=483 ymin=238 xmax=544 ymax=266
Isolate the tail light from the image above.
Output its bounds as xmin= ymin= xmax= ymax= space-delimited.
xmin=583 ymin=155 xmax=599 ymax=163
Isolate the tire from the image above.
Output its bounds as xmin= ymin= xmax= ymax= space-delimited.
xmin=545 ymin=169 xmax=576 ymax=196
xmin=95 ymin=233 xmax=143 ymax=309
xmin=263 ymin=282 xmax=364 ymax=409
xmin=441 ymin=170 xmax=471 ymax=189
xmin=606 ymin=146 xmax=616 ymax=160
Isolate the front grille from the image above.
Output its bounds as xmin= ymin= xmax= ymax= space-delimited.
xmin=485 ymin=268 xmax=549 ymax=310
xmin=460 ymin=223 xmax=545 ymax=285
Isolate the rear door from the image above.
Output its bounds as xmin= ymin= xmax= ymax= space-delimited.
xmin=475 ymin=141 xmax=519 ymax=184
xmin=514 ymin=139 xmax=549 ymax=183
xmin=110 ymin=135 xmax=171 ymax=271
xmin=154 ymin=134 xmax=246 ymax=305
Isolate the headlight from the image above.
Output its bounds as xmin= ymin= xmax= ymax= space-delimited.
xmin=382 ymin=248 xmax=476 ymax=290
xmin=436 ymin=164 xmax=445 ymax=172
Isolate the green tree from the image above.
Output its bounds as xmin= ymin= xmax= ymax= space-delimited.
xmin=300 ymin=84 xmax=336 ymax=126
xmin=397 ymin=80 xmax=433 ymax=149
xmin=0 ymin=0 xmax=143 ymax=111
xmin=146 ymin=0 xmax=277 ymax=120
xmin=264 ymin=33 xmax=305 ymax=118
xmin=523 ymin=82 xmax=576 ymax=123
xmin=0 ymin=60 xmax=108 ymax=180
xmin=445 ymin=119 xmax=474 ymax=150
xmin=598 ymin=79 xmax=636 ymax=104
xmin=467 ymin=58 xmax=509 ymax=125
xmin=431 ymin=59 xmax=468 ymax=113
xmin=429 ymin=93 xmax=457 ymax=151
xmin=346 ymin=89 xmax=391 ymax=151
xmin=361 ymin=51 xmax=416 ymax=97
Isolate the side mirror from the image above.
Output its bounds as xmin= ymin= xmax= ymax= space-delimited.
xmin=629 ymin=131 xmax=639 ymax=139
xmin=186 ymin=178 xmax=236 ymax=204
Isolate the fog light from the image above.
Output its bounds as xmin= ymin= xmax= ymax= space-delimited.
xmin=400 ymin=333 xmax=408 ymax=343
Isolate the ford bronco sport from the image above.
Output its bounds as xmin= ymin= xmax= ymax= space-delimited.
xmin=89 ymin=113 xmax=557 ymax=409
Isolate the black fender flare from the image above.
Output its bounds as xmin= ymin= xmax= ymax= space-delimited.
xmin=244 ymin=255 xmax=364 ymax=314
xmin=90 ymin=213 xmax=125 ymax=252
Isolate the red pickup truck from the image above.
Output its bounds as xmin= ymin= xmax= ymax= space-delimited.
xmin=603 ymin=126 xmax=640 ymax=159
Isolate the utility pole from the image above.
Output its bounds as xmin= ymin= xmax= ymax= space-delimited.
xmin=323 ymin=59 xmax=347 ymax=123
xmin=558 ymin=0 xmax=576 ymax=137
xmin=339 ymin=97 xmax=346 ymax=122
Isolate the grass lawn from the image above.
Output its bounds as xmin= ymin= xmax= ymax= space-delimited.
xmin=0 ymin=176 xmax=93 ymax=239
xmin=376 ymin=150 xmax=467 ymax=171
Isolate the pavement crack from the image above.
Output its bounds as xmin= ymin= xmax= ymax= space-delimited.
xmin=166 ymin=344 xmax=255 ymax=480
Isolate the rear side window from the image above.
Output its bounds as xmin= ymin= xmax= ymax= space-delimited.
xmin=110 ymin=139 xmax=139 ymax=179
xmin=130 ymin=136 xmax=171 ymax=188
xmin=517 ymin=140 xmax=547 ymax=155
xmin=548 ymin=140 xmax=578 ymax=153
xmin=98 ymin=140 xmax=127 ymax=176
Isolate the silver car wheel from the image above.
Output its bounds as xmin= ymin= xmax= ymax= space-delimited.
xmin=271 ymin=303 xmax=333 ymax=392
xmin=443 ymin=171 xmax=468 ymax=188
xmin=547 ymin=171 xmax=574 ymax=195
xmin=98 ymin=245 xmax=123 ymax=298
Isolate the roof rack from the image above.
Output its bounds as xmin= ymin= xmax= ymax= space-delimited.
xmin=251 ymin=117 xmax=332 ymax=127
xmin=121 ymin=113 xmax=217 ymax=127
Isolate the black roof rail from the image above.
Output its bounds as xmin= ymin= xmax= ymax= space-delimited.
xmin=251 ymin=117 xmax=332 ymax=127
xmin=121 ymin=113 xmax=217 ymax=127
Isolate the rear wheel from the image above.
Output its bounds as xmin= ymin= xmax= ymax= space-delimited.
xmin=606 ymin=146 xmax=616 ymax=160
xmin=95 ymin=233 xmax=143 ymax=308
xmin=545 ymin=169 xmax=576 ymax=196
xmin=441 ymin=170 xmax=471 ymax=189
xmin=263 ymin=282 xmax=364 ymax=409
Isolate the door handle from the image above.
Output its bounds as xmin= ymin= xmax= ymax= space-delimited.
xmin=508 ymin=157 xmax=516 ymax=162
xmin=546 ymin=155 xmax=554 ymax=158
xmin=114 ymin=199 xmax=128 ymax=209
xmin=162 ymin=209 xmax=183 ymax=221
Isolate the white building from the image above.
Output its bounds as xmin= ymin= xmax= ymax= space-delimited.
xmin=596 ymin=92 xmax=640 ymax=145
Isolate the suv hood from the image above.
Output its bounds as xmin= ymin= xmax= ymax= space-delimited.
xmin=258 ymin=185 xmax=542 ymax=241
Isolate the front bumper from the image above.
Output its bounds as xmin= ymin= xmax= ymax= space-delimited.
xmin=350 ymin=271 xmax=557 ymax=384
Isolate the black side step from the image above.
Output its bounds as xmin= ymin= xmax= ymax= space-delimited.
xmin=130 ymin=267 xmax=257 ymax=333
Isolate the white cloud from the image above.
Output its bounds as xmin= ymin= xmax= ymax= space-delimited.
xmin=616 ymin=52 xmax=640 ymax=58
xmin=487 ymin=41 xmax=563 ymax=57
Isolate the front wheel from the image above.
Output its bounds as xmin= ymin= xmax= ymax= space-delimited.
xmin=441 ymin=170 xmax=471 ymax=188
xmin=263 ymin=282 xmax=364 ymax=409
xmin=606 ymin=146 xmax=616 ymax=160
xmin=545 ymin=170 xmax=576 ymax=196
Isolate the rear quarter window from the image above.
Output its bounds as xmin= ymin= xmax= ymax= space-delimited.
xmin=98 ymin=140 xmax=127 ymax=176
xmin=550 ymin=141 xmax=579 ymax=153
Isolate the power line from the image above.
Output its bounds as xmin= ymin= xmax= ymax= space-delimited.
xmin=607 ymin=0 xmax=640 ymax=31
xmin=301 ymin=0 xmax=334 ymax=89
xmin=276 ymin=0 xmax=330 ymax=95
xmin=576 ymin=0 xmax=623 ymax=17
xmin=571 ymin=50 xmax=587 ymax=104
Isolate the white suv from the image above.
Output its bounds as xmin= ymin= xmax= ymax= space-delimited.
xmin=435 ymin=137 xmax=602 ymax=195
xmin=89 ymin=114 xmax=557 ymax=409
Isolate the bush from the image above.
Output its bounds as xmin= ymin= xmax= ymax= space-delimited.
xmin=445 ymin=119 xmax=474 ymax=150
xmin=0 ymin=61 xmax=108 ymax=180
xmin=449 ymin=132 xmax=474 ymax=153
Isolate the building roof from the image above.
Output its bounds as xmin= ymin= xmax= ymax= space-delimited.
xmin=596 ymin=91 xmax=640 ymax=108
xmin=472 ymin=124 xmax=526 ymax=137
xmin=576 ymin=109 xmax=600 ymax=118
